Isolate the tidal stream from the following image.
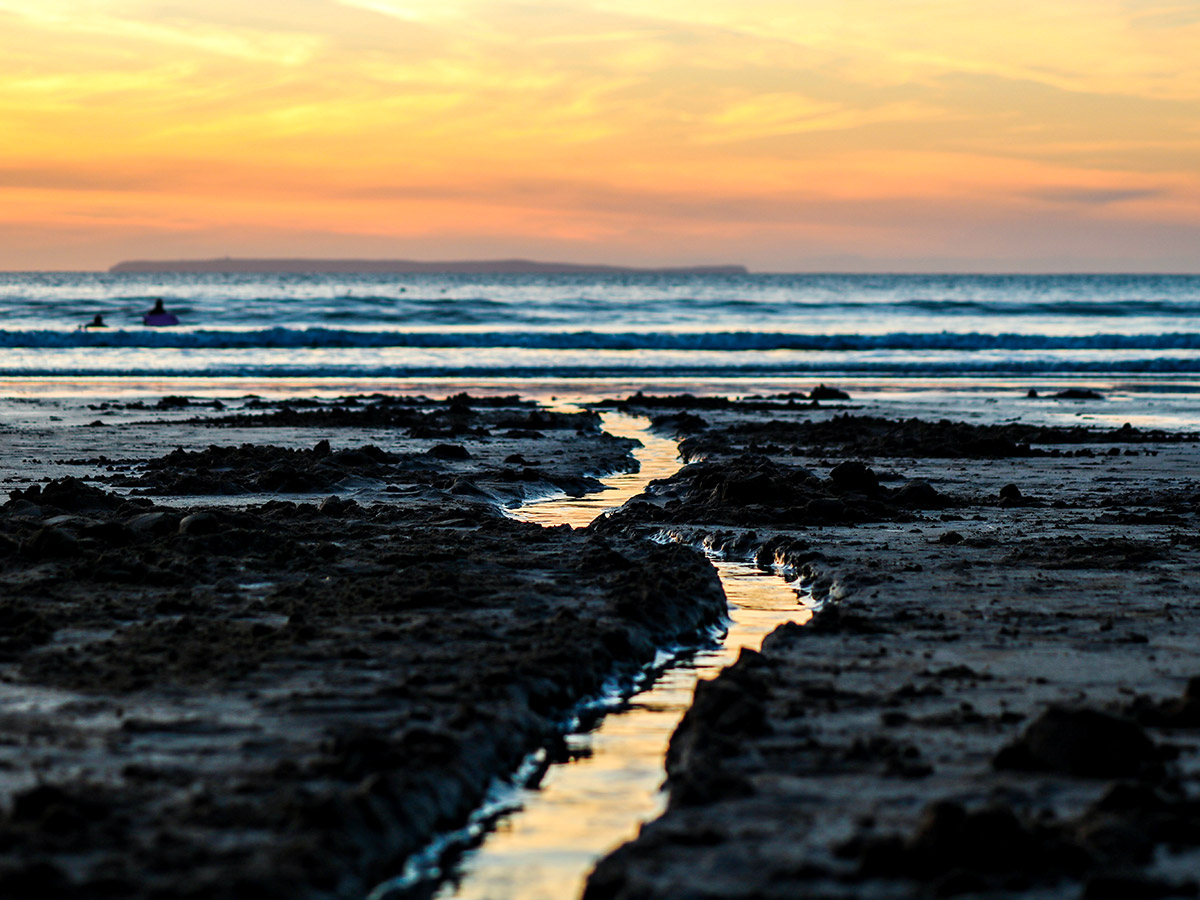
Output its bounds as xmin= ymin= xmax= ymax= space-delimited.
xmin=371 ymin=412 xmax=815 ymax=900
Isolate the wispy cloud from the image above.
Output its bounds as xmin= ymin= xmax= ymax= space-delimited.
xmin=0 ymin=0 xmax=1198 ymax=268
xmin=1031 ymin=187 xmax=1163 ymax=205
xmin=0 ymin=166 xmax=169 ymax=192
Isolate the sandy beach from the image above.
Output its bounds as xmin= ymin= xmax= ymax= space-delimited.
xmin=3 ymin=387 xmax=1200 ymax=899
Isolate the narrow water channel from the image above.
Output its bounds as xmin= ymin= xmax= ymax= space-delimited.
xmin=371 ymin=413 xmax=815 ymax=900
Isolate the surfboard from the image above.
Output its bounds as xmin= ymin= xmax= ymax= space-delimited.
xmin=143 ymin=313 xmax=180 ymax=327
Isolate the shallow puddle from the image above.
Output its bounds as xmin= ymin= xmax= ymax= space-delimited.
xmin=370 ymin=412 xmax=814 ymax=900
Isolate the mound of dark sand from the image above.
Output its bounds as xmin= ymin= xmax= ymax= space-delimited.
xmin=179 ymin=393 xmax=601 ymax=437
xmin=596 ymin=454 xmax=945 ymax=532
xmin=846 ymin=801 xmax=1095 ymax=887
xmin=120 ymin=441 xmax=407 ymax=494
xmin=1126 ymin=677 xmax=1200 ymax=729
xmin=809 ymin=384 xmax=852 ymax=401
xmin=7 ymin=477 xmax=125 ymax=513
xmin=841 ymin=778 xmax=1200 ymax=896
xmin=678 ymin=413 xmax=1196 ymax=461
xmin=88 ymin=395 xmax=226 ymax=411
xmin=993 ymin=706 xmax=1165 ymax=778
xmin=597 ymin=387 xmax=853 ymax=411
xmin=94 ymin=435 xmax=622 ymax=501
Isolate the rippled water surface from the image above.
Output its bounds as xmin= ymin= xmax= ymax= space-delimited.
xmin=5 ymin=272 xmax=1200 ymax=378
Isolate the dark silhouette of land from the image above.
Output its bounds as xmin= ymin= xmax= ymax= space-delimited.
xmin=108 ymin=258 xmax=749 ymax=275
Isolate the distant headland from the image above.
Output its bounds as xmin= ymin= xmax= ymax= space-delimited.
xmin=108 ymin=258 xmax=749 ymax=276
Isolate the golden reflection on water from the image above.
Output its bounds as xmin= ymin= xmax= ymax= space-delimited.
xmin=443 ymin=414 xmax=812 ymax=900
xmin=507 ymin=410 xmax=685 ymax=531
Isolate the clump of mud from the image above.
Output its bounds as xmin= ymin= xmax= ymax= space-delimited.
xmin=597 ymin=454 xmax=944 ymax=531
xmin=677 ymin=414 xmax=1195 ymax=460
xmin=120 ymin=441 xmax=409 ymax=494
xmin=183 ymin=392 xmax=600 ymax=436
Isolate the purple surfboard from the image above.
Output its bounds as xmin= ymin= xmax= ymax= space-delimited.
xmin=143 ymin=313 xmax=180 ymax=327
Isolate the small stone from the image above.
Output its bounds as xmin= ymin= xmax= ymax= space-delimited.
xmin=449 ymin=479 xmax=492 ymax=498
xmin=893 ymin=480 xmax=939 ymax=507
xmin=428 ymin=444 xmax=472 ymax=460
xmin=318 ymin=495 xmax=357 ymax=515
xmin=994 ymin=706 xmax=1160 ymax=778
xmin=178 ymin=512 xmax=221 ymax=536
xmin=126 ymin=511 xmax=179 ymax=535
xmin=23 ymin=527 xmax=80 ymax=559
xmin=999 ymin=483 xmax=1022 ymax=501
xmin=810 ymin=384 xmax=851 ymax=401
xmin=830 ymin=461 xmax=879 ymax=494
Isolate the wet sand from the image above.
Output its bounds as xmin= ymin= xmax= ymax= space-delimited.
xmin=586 ymin=393 xmax=1200 ymax=899
xmin=6 ymin=388 xmax=1200 ymax=898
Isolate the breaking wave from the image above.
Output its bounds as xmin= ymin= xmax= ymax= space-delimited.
xmin=7 ymin=328 xmax=1200 ymax=352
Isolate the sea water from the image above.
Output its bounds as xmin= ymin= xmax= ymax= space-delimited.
xmin=3 ymin=272 xmax=1200 ymax=383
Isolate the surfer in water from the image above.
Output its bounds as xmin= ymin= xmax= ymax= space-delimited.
xmin=81 ymin=314 xmax=107 ymax=329
xmin=143 ymin=298 xmax=180 ymax=327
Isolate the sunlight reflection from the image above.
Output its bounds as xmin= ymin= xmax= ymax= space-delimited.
xmin=507 ymin=410 xmax=683 ymax=530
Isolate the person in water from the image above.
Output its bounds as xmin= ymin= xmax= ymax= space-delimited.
xmin=143 ymin=298 xmax=180 ymax=327
xmin=82 ymin=314 xmax=106 ymax=329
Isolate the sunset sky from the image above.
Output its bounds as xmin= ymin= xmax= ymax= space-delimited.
xmin=1 ymin=0 xmax=1198 ymax=271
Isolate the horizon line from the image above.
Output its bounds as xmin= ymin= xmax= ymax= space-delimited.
xmin=3 ymin=257 xmax=1200 ymax=277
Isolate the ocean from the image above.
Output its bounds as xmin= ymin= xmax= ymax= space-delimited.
xmin=3 ymin=270 xmax=1200 ymax=387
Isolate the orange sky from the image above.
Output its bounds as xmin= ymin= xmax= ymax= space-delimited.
xmin=1 ymin=0 xmax=1198 ymax=270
